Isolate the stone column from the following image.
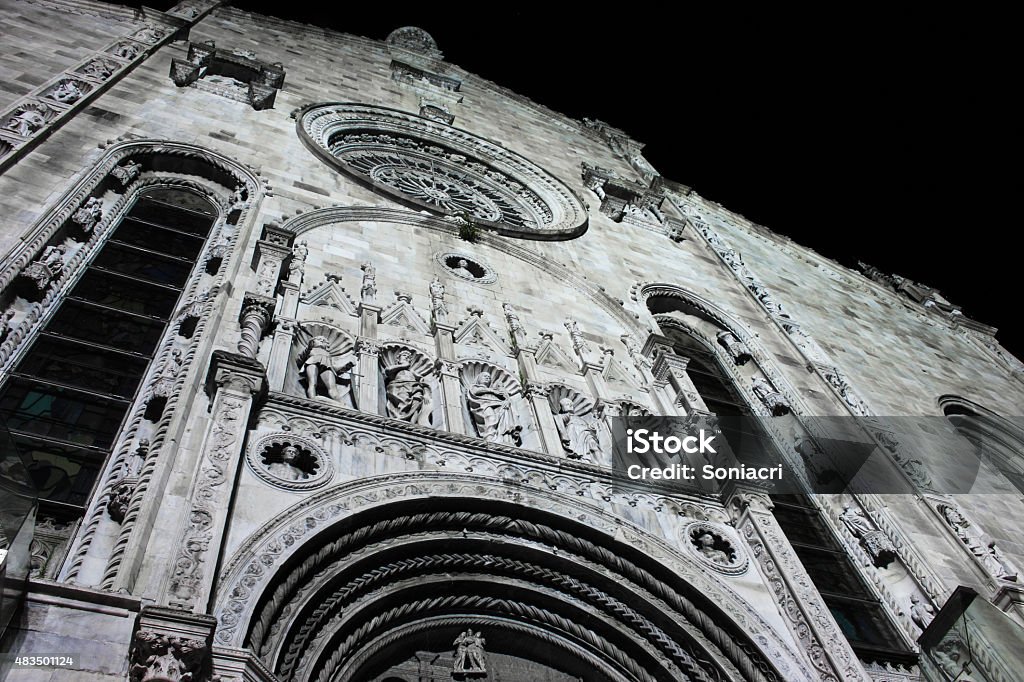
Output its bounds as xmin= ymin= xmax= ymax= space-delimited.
xmin=727 ymin=487 xmax=872 ymax=682
xmin=237 ymin=293 xmax=275 ymax=359
xmin=432 ymin=320 xmax=466 ymax=434
xmin=355 ymin=301 xmax=382 ymax=414
xmin=166 ymin=351 xmax=265 ymax=614
xmin=267 ymin=317 xmax=295 ymax=391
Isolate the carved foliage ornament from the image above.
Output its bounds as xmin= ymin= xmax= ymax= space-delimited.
xmin=297 ymin=104 xmax=588 ymax=239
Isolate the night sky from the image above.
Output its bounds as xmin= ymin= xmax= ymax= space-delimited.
xmin=132 ymin=5 xmax=1020 ymax=357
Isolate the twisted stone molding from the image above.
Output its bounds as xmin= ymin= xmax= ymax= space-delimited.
xmin=213 ymin=473 xmax=812 ymax=682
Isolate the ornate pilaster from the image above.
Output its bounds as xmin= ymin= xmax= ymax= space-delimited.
xmin=727 ymin=487 xmax=872 ymax=682
xmin=355 ymin=336 xmax=380 ymax=414
xmin=523 ymin=381 xmax=561 ymax=454
xmin=237 ymin=293 xmax=274 ymax=358
xmin=644 ymin=334 xmax=705 ymax=415
xmin=252 ymin=237 xmax=289 ymax=299
xmin=167 ymin=352 xmax=264 ymax=613
xmin=266 ymin=317 xmax=295 ymax=391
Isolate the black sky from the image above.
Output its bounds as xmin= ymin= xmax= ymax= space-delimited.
xmin=140 ymin=4 xmax=1020 ymax=356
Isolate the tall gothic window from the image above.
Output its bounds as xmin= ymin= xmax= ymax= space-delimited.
xmin=0 ymin=188 xmax=216 ymax=516
xmin=660 ymin=323 xmax=914 ymax=666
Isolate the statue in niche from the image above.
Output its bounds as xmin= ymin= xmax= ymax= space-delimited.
xmin=466 ymin=371 xmax=522 ymax=446
xmin=49 ymin=80 xmax=85 ymax=104
xmin=289 ymin=240 xmax=308 ymax=275
xmin=111 ymin=159 xmax=142 ymax=185
xmin=453 ymin=630 xmax=486 ymax=674
xmin=695 ymin=532 xmax=732 ymax=565
xmin=839 ymin=505 xmax=897 ymax=567
xmin=452 ymin=258 xmax=476 ymax=279
xmin=230 ymin=185 xmax=247 ymax=211
xmin=302 ymin=335 xmax=355 ymax=404
xmin=716 ymin=330 xmax=751 ymax=365
xmin=383 ymin=348 xmax=432 ymax=425
xmin=909 ymin=595 xmax=935 ymax=631
xmin=751 ymin=377 xmax=790 ymax=416
xmin=263 ymin=444 xmax=308 ymax=481
xmin=554 ymin=397 xmax=601 ymax=461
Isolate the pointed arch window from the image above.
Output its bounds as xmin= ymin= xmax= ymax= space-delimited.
xmin=0 ymin=188 xmax=216 ymax=514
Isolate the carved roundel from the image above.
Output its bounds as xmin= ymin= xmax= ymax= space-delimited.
xmin=297 ymin=104 xmax=589 ymax=240
xmin=683 ymin=521 xmax=748 ymax=575
xmin=434 ymin=251 xmax=497 ymax=284
xmin=246 ymin=432 xmax=333 ymax=491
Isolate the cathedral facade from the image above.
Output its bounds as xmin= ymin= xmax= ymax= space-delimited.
xmin=1 ymin=2 xmax=1023 ymax=681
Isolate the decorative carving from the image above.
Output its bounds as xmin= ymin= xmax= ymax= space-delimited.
xmin=621 ymin=333 xmax=653 ymax=372
xmin=111 ymin=159 xmax=143 ymax=185
xmin=360 ymin=261 xmax=377 ymax=303
xmin=20 ymin=243 xmax=67 ymax=293
xmin=941 ymin=504 xmax=1019 ymax=581
xmin=452 ymin=629 xmax=487 ymax=676
xmin=751 ymin=376 xmax=790 ymax=416
xmin=298 ymin=104 xmax=588 ymax=238
xmin=462 ymin=363 xmax=523 ymax=446
xmin=502 ymin=302 xmax=526 ymax=347
xmin=564 ymin=317 xmax=591 ymax=356
xmin=132 ymin=25 xmax=167 ymax=44
xmin=0 ymin=308 xmax=15 ymax=343
xmin=79 ymin=58 xmax=118 ymax=80
xmin=45 ymin=78 xmax=90 ymax=104
xmin=112 ymin=41 xmax=140 ymax=60
xmin=150 ymin=348 xmax=183 ymax=400
xmin=129 ymin=630 xmax=206 ymax=682
xmin=419 ymin=97 xmax=454 ymax=124
xmin=820 ymin=365 xmax=870 ymax=416
xmin=3 ymin=103 xmax=54 ymax=136
xmin=382 ymin=346 xmax=434 ymax=425
xmin=71 ymin=196 xmax=103 ymax=235
xmin=716 ymin=330 xmax=751 ymax=365
xmin=386 ymin=26 xmax=443 ymax=59
xmin=107 ymin=479 xmax=134 ymax=523
xmin=685 ymin=522 xmax=748 ymax=575
xmin=429 ymin=275 xmax=447 ymax=322
xmin=839 ymin=505 xmax=897 ymax=568
xmin=237 ymin=295 xmax=274 ymax=358
xmin=26 ymin=517 xmax=74 ymax=579
xmin=435 ymin=253 xmax=495 ymax=283
xmin=247 ymin=433 xmax=332 ymax=490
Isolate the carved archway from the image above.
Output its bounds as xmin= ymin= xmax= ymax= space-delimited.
xmin=214 ymin=474 xmax=812 ymax=682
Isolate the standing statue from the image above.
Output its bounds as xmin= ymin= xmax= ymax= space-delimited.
xmin=429 ymin=275 xmax=447 ymax=321
xmin=360 ymin=261 xmax=377 ymax=302
xmin=839 ymin=505 xmax=897 ymax=567
xmin=302 ymin=335 xmax=355 ymax=404
xmin=909 ymin=595 xmax=935 ymax=631
xmin=466 ymin=371 xmax=522 ymax=446
xmin=453 ymin=630 xmax=486 ymax=674
xmin=554 ymin=397 xmax=601 ymax=461
xmin=621 ymin=333 xmax=653 ymax=372
xmin=383 ymin=349 xmax=432 ymax=425
xmin=751 ymin=377 xmax=790 ymax=416
xmin=942 ymin=505 xmax=1018 ymax=580
xmin=289 ymin=240 xmax=308 ymax=275
xmin=564 ymin=317 xmax=590 ymax=355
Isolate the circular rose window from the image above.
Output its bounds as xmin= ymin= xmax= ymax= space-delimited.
xmin=297 ymin=103 xmax=588 ymax=240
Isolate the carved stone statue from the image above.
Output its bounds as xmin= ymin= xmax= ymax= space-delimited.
xmin=942 ymin=505 xmax=1018 ymax=581
xmin=111 ymin=159 xmax=142 ymax=185
xmin=452 ymin=258 xmax=475 ymax=279
xmin=73 ymin=196 xmax=103 ymax=234
xmin=554 ymin=397 xmax=601 ymax=461
xmin=383 ymin=349 xmax=432 ymax=425
xmin=621 ymin=333 xmax=653 ymax=372
xmin=695 ymin=532 xmax=731 ymax=565
xmin=909 ymin=594 xmax=935 ymax=631
xmin=751 ymin=377 xmax=790 ymax=416
xmin=230 ymin=184 xmax=247 ymax=210
xmin=429 ymin=275 xmax=447 ymax=321
xmin=289 ymin=240 xmax=308 ymax=275
xmin=360 ymin=261 xmax=376 ymax=302
xmin=453 ymin=629 xmax=486 ymax=674
xmin=303 ymin=335 xmax=355 ymax=404
xmin=716 ymin=330 xmax=751 ymax=365
xmin=840 ymin=505 xmax=897 ymax=567
xmin=564 ymin=317 xmax=590 ymax=355
xmin=265 ymin=445 xmax=306 ymax=481
xmin=466 ymin=371 xmax=522 ymax=446
xmin=129 ymin=630 xmax=206 ymax=682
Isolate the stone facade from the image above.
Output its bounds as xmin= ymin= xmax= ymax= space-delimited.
xmin=0 ymin=2 xmax=1022 ymax=681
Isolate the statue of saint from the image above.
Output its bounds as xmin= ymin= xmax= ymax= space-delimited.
xmin=303 ymin=335 xmax=355 ymax=404
xmin=384 ymin=349 xmax=432 ymax=425
xmin=466 ymin=371 xmax=522 ymax=446
xmin=265 ymin=445 xmax=306 ymax=481
xmin=554 ymin=397 xmax=601 ymax=461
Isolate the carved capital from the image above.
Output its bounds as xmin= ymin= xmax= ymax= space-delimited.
xmin=130 ymin=606 xmax=216 ymax=682
xmin=206 ymin=350 xmax=265 ymax=399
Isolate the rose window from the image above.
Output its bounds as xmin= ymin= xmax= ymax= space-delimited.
xmin=298 ymin=104 xmax=588 ymax=239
